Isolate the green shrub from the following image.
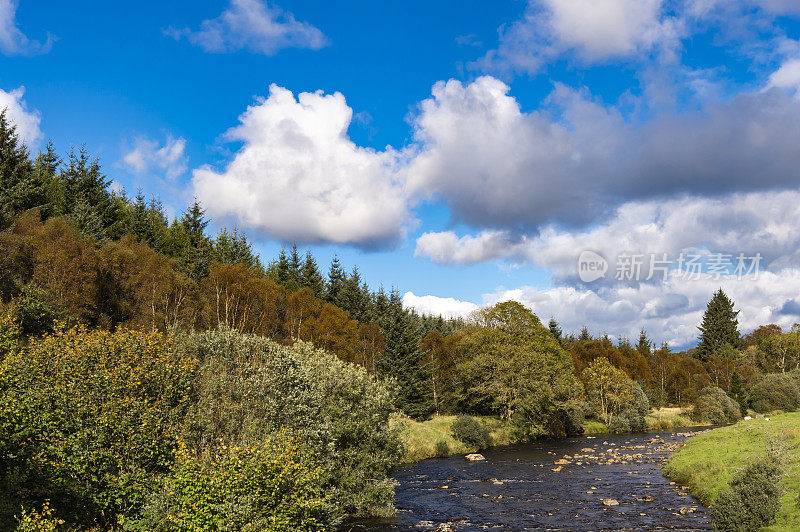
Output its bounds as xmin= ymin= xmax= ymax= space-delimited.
xmin=692 ymin=387 xmax=741 ymax=424
xmin=0 ymin=326 xmax=198 ymax=529
xmin=177 ymin=329 xmax=404 ymax=517
xmin=709 ymin=455 xmax=782 ymax=531
xmin=14 ymin=501 xmax=64 ymax=532
xmin=749 ymin=373 xmax=800 ymax=413
xmin=137 ymin=437 xmax=331 ymax=532
xmin=451 ymin=415 xmax=492 ymax=449
xmin=546 ymin=400 xmax=586 ymax=437
xmin=609 ymin=383 xmax=649 ymax=433
xmin=435 ymin=440 xmax=450 ymax=458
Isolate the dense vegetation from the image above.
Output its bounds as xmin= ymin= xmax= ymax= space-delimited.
xmin=3 ymin=110 xmax=800 ymax=528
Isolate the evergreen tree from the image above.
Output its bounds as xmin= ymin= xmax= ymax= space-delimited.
xmin=0 ymin=110 xmax=44 ymax=229
xmin=301 ymin=250 xmax=324 ymax=297
xmin=129 ymin=189 xmax=151 ymax=243
xmin=548 ymin=317 xmax=562 ymax=342
xmin=326 ymin=255 xmax=345 ymax=306
xmin=697 ymin=288 xmax=741 ymax=360
xmin=377 ymin=289 xmax=432 ymax=419
xmin=179 ymin=199 xmax=211 ymax=280
xmin=34 ymin=140 xmax=62 ymax=217
xmin=579 ymin=326 xmax=591 ymax=342
xmin=276 ymin=248 xmax=290 ymax=286
xmin=289 ymin=243 xmax=301 ymax=284
xmin=637 ymin=329 xmax=652 ymax=358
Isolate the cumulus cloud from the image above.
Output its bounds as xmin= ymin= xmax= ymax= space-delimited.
xmin=122 ymin=135 xmax=187 ymax=179
xmin=767 ymin=58 xmax=800 ymax=95
xmin=477 ymin=0 xmax=681 ymax=74
xmin=0 ymin=0 xmax=52 ymax=56
xmin=486 ymin=269 xmax=800 ymax=347
xmin=407 ymin=76 xmax=800 ymax=230
xmin=0 ymin=86 xmax=41 ymax=146
xmin=402 ymin=291 xmax=479 ymax=319
xmin=166 ymin=0 xmax=327 ymax=55
xmin=192 ymin=84 xmax=410 ymax=247
xmin=415 ymin=190 xmax=800 ymax=283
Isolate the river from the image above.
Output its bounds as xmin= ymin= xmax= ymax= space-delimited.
xmin=345 ymin=428 xmax=711 ymax=531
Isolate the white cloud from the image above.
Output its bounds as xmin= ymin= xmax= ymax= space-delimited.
xmin=408 ymin=76 xmax=800 ymax=230
xmin=415 ymin=190 xmax=800 ymax=282
xmin=123 ymin=135 xmax=187 ymax=179
xmin=477 ymin=0 xmax=681 ymax=74
xmin=166 ymin=0 xmax=327 ymax=55
xmin=0 ymin=86 xmax=41 ymax=146
xmin=192 ymin=84 xmax=410 ymax=247
xmin=486 ymin=270 xmax=800 ymax=347
xmin=767 ymin=58 xmax=800 ymax=94
xmin=402 ymin=291 xmax=479 ymax=319
xmin=0 ymin=0 xmax=52 ymax=56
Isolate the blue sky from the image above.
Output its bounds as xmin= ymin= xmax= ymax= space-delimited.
xmin=5 ymin=0 xmax=800 ymax=346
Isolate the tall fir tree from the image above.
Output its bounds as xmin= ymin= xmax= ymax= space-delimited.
xmin=326 ymin=255 xmax=346 ymax=306
xmin=637 ymin=329 xmax=652 ymax=358
xmin=377 ymin=289 xmax=433 ymax=420
xmin=0 ymin=110 xmax=44 ymax=229
xmin=548 ymin=317 xmax=562 ymax=342
xmin=179 ymin=199 xmax=211 ymax=280
xmin=696 ymin=288 xmax=741 ymax=360
xmin=301 ymin=250 xmax=324 ymax=297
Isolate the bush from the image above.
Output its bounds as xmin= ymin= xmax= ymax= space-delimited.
xmin=0 ymin=326 xmax=197 ymax=529
xmin=14 ymin=501 xmax=64 ymax=532
xmin=137 ymin=437 xmax=330 ymax=532
xmin=709 ymin=455 xmax=782 ymax=531
xmin=176 ymin=328 xmax=404 ymax=517
xmin=749 ymin=373 xmax=800 ymax=413
xmin=435 ymin=440 xmax=450 ymax=458
xmin=609 ymin=383 xmax=649 ymax=433
xmin=692 ymin=387 xmax=742 ymax=425
xmin=546 ymin=400 xmax=586 ymax=437
xmin=451 ymin=415 xmax=492 ymax=449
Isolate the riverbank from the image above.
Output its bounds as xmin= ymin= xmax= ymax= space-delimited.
xmin=664 ymin=411 xmax=800 ymax=531
xmin=396 ymin=407 xmax=700 ymax=463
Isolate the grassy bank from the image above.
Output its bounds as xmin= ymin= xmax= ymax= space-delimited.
xmin=396 ymin=407 xmax=700 ymax=463
xmin=393 ymin=415 xmax=520 ymax=463
xmin=583 ymin=407 xmax=699 ymax=435
xmin=664 ymin=411 xmax=800 ymax=531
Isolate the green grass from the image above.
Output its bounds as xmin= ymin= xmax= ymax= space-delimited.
xmin=664 ymin=411 xmax=800 ymax=531
xmin=583 ymin=407 xmax=700 ymax=434
xmin=393 ymin=415 xmax=520 ymax=463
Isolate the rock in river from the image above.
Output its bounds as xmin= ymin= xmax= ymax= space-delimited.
xmin=465 ymin=453 xmax=485 ymax=461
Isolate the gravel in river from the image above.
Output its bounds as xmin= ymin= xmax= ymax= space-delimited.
xmin=344 ymin=428 xmax=712 ymax=531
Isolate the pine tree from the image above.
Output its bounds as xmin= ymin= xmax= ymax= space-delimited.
xmin=301 ymin=251 xmax=324 ymax=297
xmin=579 ymin=326 xmax=591 ymax=342
xmin=0 ymin=109 xmax=44 ymax=229
xmin=129 ymin=189 xmax=151 ymax=242
xmin=326 ymin=255 xmax=345 ymax=306
xmin=289 ymin=243 xmax=301 ymax=284
xmin=179 ymin=199 xmax=211 ymax=280
xmin=377 ymin=289 xmax=432 ymax=419
xmin=697 ymin=288 xmax=741 ymax=360
xmin=548 ymin=317 xmax=562 ymax=342
xmin=637 ymin=329 xmax=652 ymax=358
xmin=276 ymin=248 xmax=291 ymax=286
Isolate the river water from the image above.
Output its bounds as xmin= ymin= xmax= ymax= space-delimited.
xmin=345 ymin=428 xmax=712 ymax=531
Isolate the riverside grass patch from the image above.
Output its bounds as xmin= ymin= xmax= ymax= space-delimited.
xmin=665 ymin=412 xmax=800 ymax=531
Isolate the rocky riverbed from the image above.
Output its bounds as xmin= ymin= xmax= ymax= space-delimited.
xmin=344 ymin=428 xmax=712 ymax=531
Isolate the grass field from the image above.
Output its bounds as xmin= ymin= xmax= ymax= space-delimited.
xmin=393 ymin=414 xmax=520 ymax=463
xmin=664 ymin=411 xmax=800 ymax=531
xmin=396 ymin=407 xmax=700 ymax=463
